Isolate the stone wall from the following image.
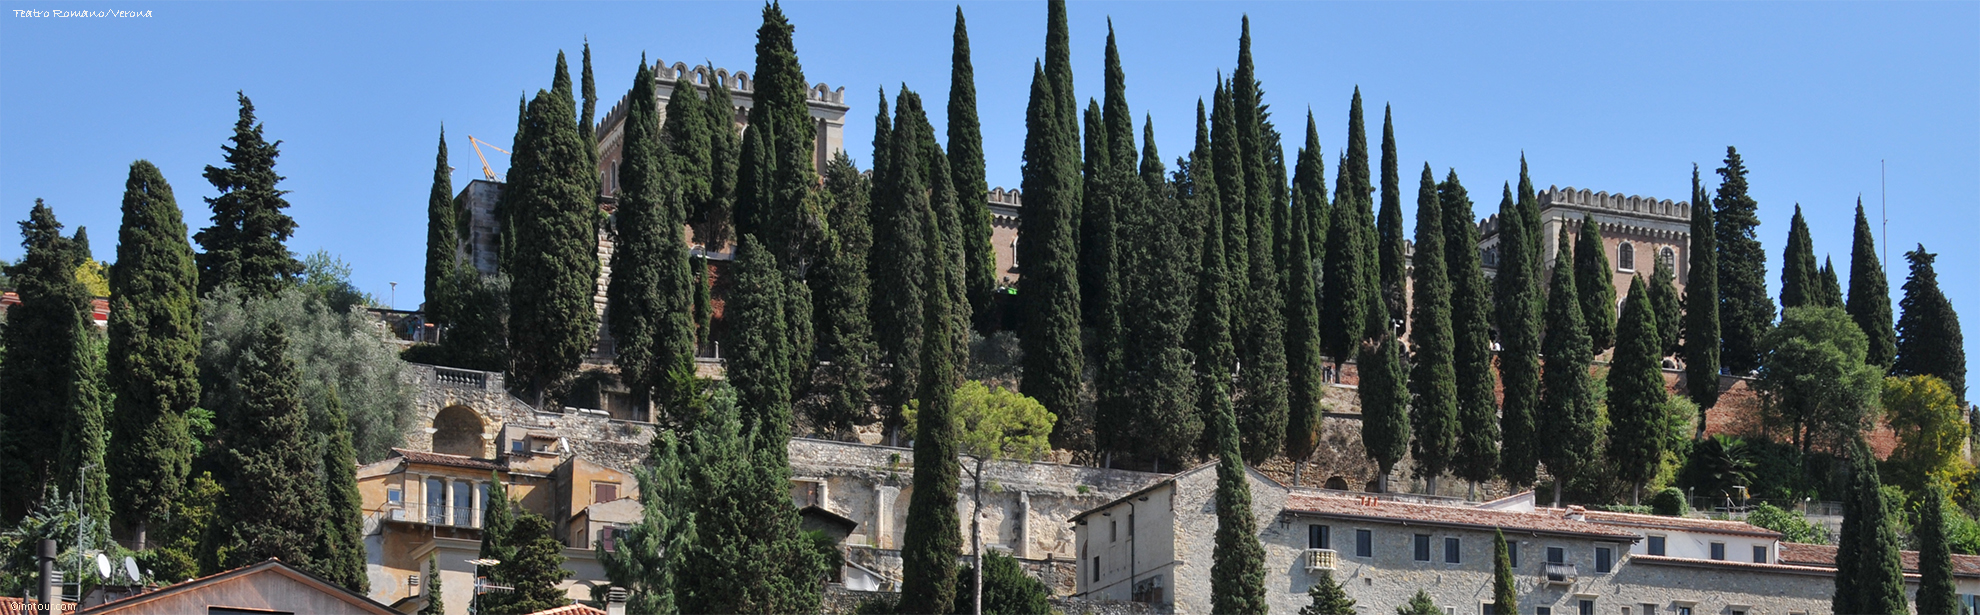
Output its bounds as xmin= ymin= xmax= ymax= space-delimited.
xmin=404 ymin=363 xmax=653 ymax=471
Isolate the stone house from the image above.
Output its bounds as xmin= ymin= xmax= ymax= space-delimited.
xmin=77 ymin=560 xmax=396 ymax=615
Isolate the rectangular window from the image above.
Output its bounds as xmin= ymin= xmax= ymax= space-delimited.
xmin=1647 ymin=535 xmax=1666 ymax=556
xmin=1679 ymin=608 xmax=1694 ymax=615
xmin=387 ymin=488 xmax=403 ymax=504
xmin=425 ymin=477 xmax=446 ymax=524
xmin=1547 ymin=546 xmax=1566 ymax=565
xmin=1538 ymin=608 xmax=1552 ymax=615
xmin=1595 ymin=546 xmax=1613 ymax=573
xmin=1753 ymin=545 xmax=1768 ymax=563
xmin=1309 ymin=524 xmax=1330 ymax=550
xmin=1483 ymin=604 xmax=1497 ymax=615
xmin=1578 ymin=600 xmax=1594 ymax=615
xmin=593 ymin=482 xmax=619 ymax=504
xmin=1111 ymin=519 xmax=1118 ymax=542
xmin=1709 ymin=542 xmax=1725 ymax=560
xmin=1508 ymin=540 xmax=1519 ymax=568
xmin=1444 ymin=537 xmax=1461 ymax=564
xmin=1355 ymin=529 xmax=1373 ymax=557
xmin=453 ymin=480 xmax=473 ymax=526
xmin=1641 ymin=604 xmax=1657 ymax=615
xmin=1621 ymin=608 xmax=1631 ymax=615
xmin=1414 ymin=534 xmax=1432 ymax=561
xmin=1092 ymin=557 xmax=1100 ymax=582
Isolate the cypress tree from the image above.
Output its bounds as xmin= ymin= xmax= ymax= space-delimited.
xmin=609 ymin=58 xmax=697 ymax=412
xmin=62 ymin=313 xmax=113 ymax=535
xmin=1608 ymin=276 xmax=1668 ymax=504
xmin=1234 ymin=105 xmax=1289 ymax=467
xmin=1208 ymin=388 xmax=1267 ymax=615
xmin=1079 ymin=100 xmax=1117 ymax=333
xmin=1714 ymin=147 xmax=1774 ymax=375
xmin=1318 ymin=114 xmax=1375 ymax=366
xmin=672 ymin=389 xmax=825 ymax=614
xmin=424 ymin=129 xmax=457 ymax=320
xmin=948 ymin=8 xmax=997 ymax=333
xmin=900 ymin=201 xmax=962 ymax=615
xmin=1682 ymin=164 xmax=1722 ymax=412
xmin=1893 ymin=245 xmax=1965 ymax=402
xmin=195 ymin=93 xmax=301 ymax=298
xmin=1648 ymin=254 xmax=1682 ymax=357
xmin=1916 ymin=481 xmax=1959 ymax=615
xmin=1407 ymin=165 xmax=1457 ymax=491
xmin=738 ymin=3 xmax=818 ymax=248
xmin=1361 ymin=333 xmax=1410 ymax=495
xmin=1498 ymin=163 xmax=1544 ymax=489
xmin=1573 ymin=215 xmax=1618 ymax=354
xmin=490 ymin=511 xmax=572 ymax=615
xmin=812 ymin=153 xmax=876 ymax=435
xmin=873 ymin=89 xmax=931 ymax=443
xmin=1541 ymin=227 xmax=1599 ymax=506
xmin=1210 ymin=78 xmax=1247 ymax=290
xmin=1232 ymin=20 xmax=1278 ymax=287
xmin=728 ymin=236 xmax=793 ymax=449
xmin=665 ymin=63 xmax=715 ymax=237
xmin=1192 ymin=186 xmax=1237 ymax=456
xmin=700 ymin=70 xmax=741 ymax=248
xmin=1016 ymin=20 xmax=1085 ymax=439
xmin=693 ymin=255 xmax=713 ymax=347
xmin=1120 ymin=119 xmax=1202 ymax=470
xmin=1283 ymin=129 xmax=1325 ymax=484
xmin=1780 ymin=204 xmax=1821 ymax=309
xmin=1817 ymin=257 xmax=1843 ymax=309
xmin=1299 ymin=570 xmax=1357 ymax=615
xmin=1492 ymin=529 xmax=1518 ymax=614
xmin=1442 ymin=171 xmax=1499 ymax=489
xmin=1847 ymin=199 xmax=1897 ymax=367
xmin=507 ymin=53 xmax=601 ymax=403
xmin=1832 ymin=440 xmax=1909 ymax=615
xmin=579 ymin=40 xmax=597 ymax=174
xmin=216 ymin=321 xmax=319 ymax=571
xmin=0 ymin=201 xmax=91 ymax=520
xmin=420 ymin=553 xmax=443 ymax=615
xmin=480 ymin=473 xmax=514 ymax=563
xmin=923 ymin=122 xmax=972 ymax=379
xmin=313 ymin=387 xmax=368 ymax=592
xmin=1376 ymin=105 xmax=1407 ymax=331
xmin=1294 ymin=112 xmax=1329 ymax=275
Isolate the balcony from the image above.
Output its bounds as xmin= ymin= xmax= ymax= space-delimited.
xmin=382 ymin=503 xmax=484 ymax=530
xmin=1542 ymin=562 xmax=1577 ymax=585
xmin=1303 ymin=549 xmax=1338 ymax=571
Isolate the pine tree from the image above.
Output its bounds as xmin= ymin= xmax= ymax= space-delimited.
xmin=1442 ymin=171 xmax=1499 ymax=488
xmin=1648 ymin=255 xmax=1683 ymax=357
xmin=1916 ymin=481 xmax=1959 ymax=615
xmin=1192 ymin=187 xmax=1237 ymax=457
xmin=1376 ymin=105 xmax=1407 ymax=332
xmin=729 ymin=236 xmax=793 ymax=448
xmin=1608 ymin=276 xmax=1669 ymax=504
xmin=1682 ymin=164 xmax=1722 ymax=411
xmin=0 ymin=202 xmax=92 ymax=520
xmin=1780 ymin=204 xmax=1821 ymax=309
xmin=1283 ymin=130 xmax=1326 ymax=484
xmin=1120 ymin=119 xmax=1202 ymax=470
xmin=424 ymin=129 xmax=457 ymax=321
xmin=1208 ymin=390 xmax=1267 ymax=614
xmin=419 ymin=553 xmax=444 ymax=615
xmin=1817 ymin=257 xmax=1843 ymax=308
xmin=1017 ymin=1 xmax=1085 ymax=441
xmin=1893 ymin=245 xmax=1966 ymax=402
xmin=900 ymin=204 xmax=962 ymax=615
xmin=195 ymin=93 xmax=301 ymax=298
xmin=1541 ymin=227 xmax=1599 ymax=506
xmin=1714 ymin=147 xmax=1774 ymax=375
xmin=313 ymin=387 xmax=367 ymax=592
xmin=489 ymin=511 xmax=572 ymax=615
xmin=948 ymin=8 xmax=996 ymax=334
xmin=1831 ymin=440 xmax=1909 ymax=615
xmin=873 ymin=89 xmax=931 ymax=443
xmin=1492 ymin=529 xmax=1518 ymax=614
xmin=1573 ymin=215 xmax=1618 ymax=354
xmin=609 ymin=58 xmax=697 ymax=413
xmin=599 ymin=431 xmax=689 ymax=615
xmin=1406 ymin=165 xmax=1457 ymax=490
xmin=216 ymin=322 xmax=320 ymax=571
xmin=811 ymin=153 xmax=877 ymax=435
xmin=507 ymin=53 xmax=601 ymax=402
xmin=1847 ymin=199 xmax=1897 ymax=367
xmin=1298 ymin=570 xmax=1357 ymax=615
xmin=1497 ymin=162 xmax=1544 ymax=489
xmin=1398 ymin=591 xmax=1440 ymax=615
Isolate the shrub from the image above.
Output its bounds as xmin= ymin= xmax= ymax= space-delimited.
xmin=1649 ymin=487 xmax=1690 ymax=516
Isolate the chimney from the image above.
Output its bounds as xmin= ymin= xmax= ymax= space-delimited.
xmin=38 ymin=539 xmax=59 ymax=615
xmin=606 ymin=586 xmax=628 ymax=615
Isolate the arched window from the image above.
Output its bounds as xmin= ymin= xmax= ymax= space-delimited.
xmin=1660 ymin=247 xmax=1677 ymax=272
xmin=1618 ymin=242 xmax=1636 ymax=272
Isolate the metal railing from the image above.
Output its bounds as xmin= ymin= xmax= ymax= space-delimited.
xmin=382 ymin=503 xmax=483 ymax=529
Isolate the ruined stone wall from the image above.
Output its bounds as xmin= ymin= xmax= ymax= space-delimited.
xmin=404 ymin=363 xmax=654 ymax=471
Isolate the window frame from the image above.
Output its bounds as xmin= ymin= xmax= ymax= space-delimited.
xmin=1709 ymin=541 xmax=1726 ymax=561
xmin=1595 ymin=545 xmax=1614 ymax=573
xmin=1753 ymin=544 xmax=1768 ymax=563
xmin=1647 ymin=535 xmax=1666 ymax=556
xmin=1444 ymin=537 xmax=1461 ymax=564
xmin=1618 ymin=241 xmax=1636 ymax=272
xmin=1309 ymin=524 xmax=1331 ymax=550
xmin=1508 ymin=540 xmax=1519 ymax=568
xmin=1355 ymin=529 xmax=1373 ymax=558
xmin=1413 ymin=534 xmax=1432 ymax=562
xmin=1547 ymin=546 xmax=1566 ymax=565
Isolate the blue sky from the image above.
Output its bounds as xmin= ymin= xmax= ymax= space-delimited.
xmin=3 ymin=1 xmax=1974 ymax=364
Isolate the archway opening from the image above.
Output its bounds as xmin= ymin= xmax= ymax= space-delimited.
xmin=1324 ymin=476 xmax=1351 ymax=491
xmin=432 ymin=405 xmax=485 ymax=457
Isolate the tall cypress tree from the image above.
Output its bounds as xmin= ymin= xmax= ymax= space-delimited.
xmin=699 ymin=69 xmax=741 ymax=248
xmin=60 ymin=326 xmax=113 ymax=533
xmin=666 ymin=63 xmax=715 ymax=240
xmin=1360 ymin=332 xmax=1410 ymax=495
xmin=1210 ymin=79 xmax=1247 ymax=291
xmin=421 ymin=553 xmax=444 ymax=615
xmin=1541 ymin=227 xmax=1599 ymax=506
xmin=1208 ymin=389 xmax=1267 ymax=615
xmin=1846 ymin=199 xmax=1897 ymax=367
xmin=1234 ymin=101 xmax=1289 ymax=469
xmin=1120 ymin=119 xmax=1201 ymax=470
xmin=922 ymin=120 xmax=971 ymax=378
xmin=1780 ymin=204 xmax=1821 ymax=310
xmin=1608 ymin=276 xmax=1668 ymax=504
xmin=508 ymin=53 xmax=600 ymax=403
xmin=0 ymin=201 xmax=91 ymax=520
xmin=106 ymin=161 xmax=199 ymax=548
xmin=609 ymin=58 xmax=697 ymax=413
xmin=1079 ymin=100 xmax=1118 ymax=334
xmin=811 ymin=153 xmax=877 ymax=435
xmin=490 ymin=511 xmax=572 ymax=615
xmin=579 ymin=41 xmax=598 ymax=179
xmin=313 ymin=388 xmax=367 ymax=592
xmin=1817 ymin=257 xmax=1843 ymax=308
xmin=1682 ymin=164 xmax=1722 ymax=411
xmin=216 ymin=321 xmax=320 ymax=571
xmin=475 ymin=473 xmax=516 ymax=614
xmin=671 ymin=390 xmax=823 ymax=614
xmin=196 ymin=93 xmax=301 ymax=298
xmin=1492 ymin=529 xmax=1518 ymax=614
xmin=1441 ymin=171 xmax=1499 ymax=489
xmin=948 ymin=7 xmax=996 ymax=333
xmin=873 ymin=89 xmax=932 ymax=443
xmin=1573 ymin=215 xmax=1618 ymax=354
xmin=1017 ymin=2 xmax=1085 ymax=441
xmin=1376 ymin=105 xmax=1407 ymax=332
xmin=1192 ymin=186 xmax=1237 ymax=457
xmin=1497 ymin=164 xmax=1544 ymax=489
xmin=424 ymin=129 xmax=457 ymax=320
xmin=728 ymin=236 xmax=793 ymax=449
xmin=1893 ymin=245 xmax=1966 ymax=402
xmin=1648 ymin=255 xmax=1682 ymax=357
xmin=1293 ymin=113 xmax=1329 ymax=276
xmin=1714 ymin=147 xmax=1773 ymax=375
xmin=900 ymin=201 xmax=962 ymax=615
xmin=1318 ymin=113 xmax=1374 ymax=366
xmin=1406 ymin=165 xmax=1456 ymax=491
xmin=1283 ymin=130 xmax=1325 ymax=483
xmin=1916 ymin=481 xmax=1959 ymax=615
xmin=1831 ymin=440 xmax=1909 ymax=615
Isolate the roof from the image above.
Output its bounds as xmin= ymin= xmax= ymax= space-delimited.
xmin=1577 ymin=509 xmax=1784 ymax=539
xmin=1779 ymin=542 xmax=1980 ymax=578
xmin=1282 ymin=493 xmax=1642 ymax=541
xmin=525 ymin=604 xmax=608 ymax=615
xmin=1068 ymin=462 xmax=1279 ymax=524
xmin=392 ymin=447 xmax=506 ymax=471
xmin=1626 ymin=554 xmax=1836 ymax=577
xmin=80 ymin=559 xmax=398 ymax=615
xmin=0 ymin=598 xmax=72 ymax=615
xmin=800 ymin=505 xmax=860 ymax=532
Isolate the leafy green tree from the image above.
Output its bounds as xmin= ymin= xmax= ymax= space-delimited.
xmin=1492 ymin=529 xmax=1518 ymax=613
xmin=507 ymin=53 xmax=600 ymax=403
xmin=479 ymin=472 xmax=514 ymax=564
xmin=1405 ymin=164 xmax=1455 ymax=490
xmin=908 ymin=382 xmax=1053 ymax=615
xmin=1208 ymin=389 xmax=1266 ymax=615
xmin=610 ymin=58 xmax=697 ymax=414
xmin=1882 ymin=375 xmax=1972 ymax=494
xmin=810 ymin=153 xmax=877 ymax=436
xmin=728 ymin=236 xmax=793 ymax=449
xmin=1645 ymin=258 xmax=1682 ymax=360
xmin=950 ymin=551 xmax=1051 ymax=615
xmin=1756 ymin=306 xmax=1881 ymax=457
xmin=1649 ymin=487 xmax=1690 ymax=516
xmin=1 ymin=201 xmax=93 ymax=521
xmin=488 ymin=511 xmax=571 ymax=615
xmin=732 ymin=2 xmax=820 ymax=254
xmin=313 ymin=388 xmax=367 ymax=592
xmin=1682 ymin=164 xmax=1722 ymax=412
xmin=1016 ymin=1 xmax=1085 ymax=442
xmin=1442 ymin=172 xmax=1498 ymax=489
xmin=195 ymin=93 xmax=301 ymax=298
xmin=1376 ymin=105 xmax=1407 ymax=332
xmin=1397 ymin=590 xmax=1440 ymax=615
xmin=900 ymin=194 xmax=963 ymax=615
xmin=1916 ymin=480 xmax=1959 ymax=615
xmin=419 ymin=553 xmax=443 ymax=615
xmin=664 ymin=61 xmax=715 ymax=238
xmin=1846 ymin=199 xmax=1897 ymax=367
xmin=144 ymin=471 xmax=222 ymax=581
xmin=1610 ymin=276 xmax=1670 ymax=504
xmin=948 ymin=8 xmax=996 ymax=334
xmin=424 ymin=129 xmax=457 ymax=322
xmin=1573 ymin=215 xmax=1618 ymax=354
xmin=1298 ymin=570 xmax=1357 ymax=615
xmin=1780 ymin=205 xmax=1821 ymax=309
xmin=1893 ymin=244 xmax=1965 ymax=402
xmin=215 ymin=322 xmax=320 ymax=572
xmin=1497 ymin=162 xmax=1545 ymax=489
xmin=1747 ymin=501 xmax=1830 ymax=544
xmin=1832 ymin=440 xmax=1909 ymax=615
xmin=700 ymin=69 xmax=742 ymax=248
xmin=1541 ymin=227 xmax=1599 ymax=506
xmin=1714 ymin=147 xmax=1774 ymax=375
xmin=671 ymin=386 xmax=825 ymax=614
xmin=1283 ymin=123 xmax=1326 ymax=484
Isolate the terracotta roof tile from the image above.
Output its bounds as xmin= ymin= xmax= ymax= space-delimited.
xmin=1577 ymin=509 xmax=1783 ymax=538
xmin=524 ymin=604 xmax=608 ymax=615
xmin=1779 ymin=542 xmax=1980 ymax=578
xmin=1626 ymin=554 xmax=1835 ymax=576
xmin=391 ymin=448 xmax=506 ymax=471
xmin=1283 ymin=493 xmax=1640 ymax=540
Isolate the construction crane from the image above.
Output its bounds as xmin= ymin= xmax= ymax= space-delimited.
xmin=468 ymin=135 xmax=511 ymax=181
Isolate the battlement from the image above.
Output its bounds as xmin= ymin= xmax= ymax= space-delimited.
xmin=1537 ymin=185 xmax=1689 ymax=221
xmin=987 ymin=186 xmax=1023 ymax=207
xmin=597 ymin=58 xmax=848 ymax=141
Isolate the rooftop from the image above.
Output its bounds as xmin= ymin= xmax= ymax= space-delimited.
xmin=1779 ymin=542 xmax=1980 ymax=578
xmin=1282 ymin=492 xmax=1642 ymax=540
xmin=1576 ymin=509 xmax=1783 ymax=539
xmin=391 ymin=448 xmax=506 ymax=472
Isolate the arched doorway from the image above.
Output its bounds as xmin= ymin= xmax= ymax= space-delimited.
xmin=432 ymin=405 xmax=485 ymax=457
xmin=1323 ymin=476 xmax=1351 ymax=491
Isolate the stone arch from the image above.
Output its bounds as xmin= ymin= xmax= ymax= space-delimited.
xmin=432 ymin=405 xmax=486 ymax=457
xmin=1324 ymin=476 xmax=1351 ymax=491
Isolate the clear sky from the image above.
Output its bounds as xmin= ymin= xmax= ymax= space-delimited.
xmin=3 ymin=1 xmax=1974 ymax=365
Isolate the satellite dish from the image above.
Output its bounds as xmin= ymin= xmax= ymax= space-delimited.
xmin=95 ymin=553 xmax=112 ymax=580
xmin=123 ymin=557 xmax=141 ymax=582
